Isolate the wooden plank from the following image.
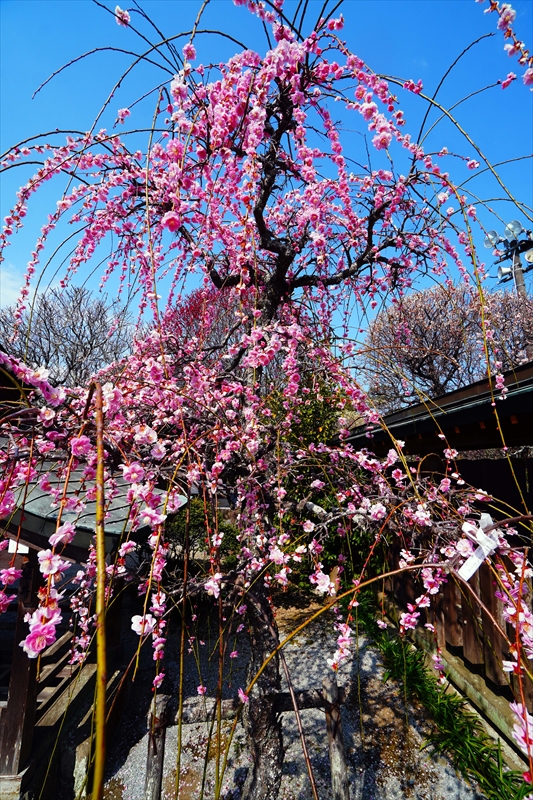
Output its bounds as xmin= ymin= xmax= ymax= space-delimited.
xmin=460 ymin=571 xmax=484 ymax=665
xmin=430 ymin=592 xmax=446 ymax=650
xmin=479 ymin=561 xmax=507 ymax=686
xmin=39 ymin=631 xmax=72 ymax=664
xmin=0 ymin=550 xmax=42 ymax=775
xmin=36 ymin=663 xmax=97 ymax=729
xmin=38 ymin=646 xmax=73 ymax=685
xmin=442 ymin=577 xmax=462 ymax=648
xmin=323 ymin=675 xmax=349 ymax=800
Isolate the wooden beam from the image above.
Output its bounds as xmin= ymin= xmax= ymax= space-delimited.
xmin=175 ymin=685 xmax=351 ymax=725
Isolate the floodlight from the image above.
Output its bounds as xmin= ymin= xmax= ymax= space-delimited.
xmin=525 ymin=248 xmax=533 ymax=265
xmin=504 ymin=220 xmax=523 ymax=241
xmin=484 ymin=230 xmax=500 ymax=248
xmin=497 ymin=264 xmax=513 ymax=281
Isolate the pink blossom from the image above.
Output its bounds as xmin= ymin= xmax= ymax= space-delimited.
xmin=510 ymin=702 xmax=533 ymax=756
xmin=138 ymin=507 xmax=167 ymax=528
xmin=432 ymin=652 xmax=445 ymax=672
xmin=524 ymin=68 xmax=533 ymax=87
xmin=49 ymin=522 xmax=76 ymax=547
xmin=119 ymin=540 xmax=137 ymax=557
xmin=39 ymin=407 xmax=55 ymax=425
xmin=131 ymin=613 xmax=156 ymax=636
xmin=302 ymin=520 xmax=315 ymax=533
xmin=197 ymin=685 xmax=207 ymax=695
xmin=133 ymin=424 xmax=157 ymax=445
xmin=504 ymin=41 xmax=521 ymax=57
xmin=153 ymin=672 xmax=165 ymax=688
xmin=372 ymin=131 xmax=392 ymax=150
xmin=421 ymin=568 xmax=444 ymax=594
xmin=151 ymin=443 xmax=166 ymax=460
xmin=369 ymin=503 xmax=387 ymax=521
xmin=497 ymin=3 xmax=516 ymax=30
xmin=20 ymin=621 xmax=57 ymax=658
xmin=71 ymin=435 xmax=92 ymax=456
xmin=182 ymin=43 xmax=196 ymax=60
xmin=117 ymin=108 xmax=131 ymax=124
xmin=238 ymin=687 xmax=249 ymax=703
xmin=0 ymin=492 xmax=16 ymax=517
xmin=501 ymin=72 xmax=517 ymax=89
xmin=0 ymin=567 xmax=22 ymax=585
xmin=0 ymin=590 xmax=14 ymax=613
xmin=310 ymin=569 xmax=335 ymax=596
xmin=115 ymin=5 xmax=130 ymax=26
xmin=205 ymin=573 xmax=222 ymax=599
xmin=150 ymin=590 xmax=166 ymax=617
xmin=416 ymin=594 xmax=431 ymax=608
xmin=38 ymin=549 xmax=68 ymax=578
xmin=161 ymin=211 xmax=181 ymax=232
xmin=399 ymin=611 xmax=420 ymax=631
xmin=503 ymin=659 xmax=522 ymax=674
xmin=456 ymin=538 xmax=476 ymax=561
xmin=121 ymin=462 xmax=145 ymax=483
xmin=230 ymin=650 xmax=238 ymax=658
xmin=443 ymin=448 xmax=458 ymax=459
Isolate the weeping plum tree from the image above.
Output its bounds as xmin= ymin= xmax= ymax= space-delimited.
xmin=1 ymin=1 xmax=533 ymax=799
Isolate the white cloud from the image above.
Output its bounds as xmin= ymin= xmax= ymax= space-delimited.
xmin=0 ymin=264 xmax=24 ymax=309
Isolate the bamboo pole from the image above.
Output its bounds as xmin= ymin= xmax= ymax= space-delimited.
xmin=92 ymin=383 xmax=107 ymax=800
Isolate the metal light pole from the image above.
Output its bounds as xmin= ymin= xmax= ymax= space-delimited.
xmin=484 ymin=220 xmax=533 ymax=361
xmin=512 ymin=247 xmax=529 ymax=301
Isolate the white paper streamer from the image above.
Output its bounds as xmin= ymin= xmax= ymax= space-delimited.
xmin=457 ymin=514 xmax=499 ymax=581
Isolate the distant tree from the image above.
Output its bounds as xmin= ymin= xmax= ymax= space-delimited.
xmin=361 ymin=283 xmax=533 ymax=412
xmin=0 ymin=286 xmax=132 ymax=386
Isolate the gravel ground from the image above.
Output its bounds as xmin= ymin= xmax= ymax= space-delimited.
xmin=103 ymin=600 xmax=484 ymax=800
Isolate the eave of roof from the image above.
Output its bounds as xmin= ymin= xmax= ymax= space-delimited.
xmin=346 ymin=361 xmax=533 ymax=456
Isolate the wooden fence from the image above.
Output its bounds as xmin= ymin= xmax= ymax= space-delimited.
xmin=385 ymin=540 xmax=533 ymax=727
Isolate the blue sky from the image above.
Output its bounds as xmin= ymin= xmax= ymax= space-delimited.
xmin=1 ymin=0 xmax=532 ymax=309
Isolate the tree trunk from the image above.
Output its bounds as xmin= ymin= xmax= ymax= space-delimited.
xmin=241 ymin=585 xmax=284 ymax=800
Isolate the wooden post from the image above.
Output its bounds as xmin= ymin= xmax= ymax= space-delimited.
xmin=461 ymin=572 xmax=484 ymax=665
xmin=144 ymin=694 xmax=169 ymax=800
xmin=322 ymin=675 xmax=349 ymax=800
xmin=0 ymin=549 xmax=41 ymax=776
xmin=479 ymin=561 xmax=507 ymax=686
xmin=442 ymin=577 xmax=462 ymax=648
xmin=430 ymin=590 xmax=446 ymax=650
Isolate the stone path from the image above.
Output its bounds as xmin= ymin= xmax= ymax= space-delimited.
xmin=103 ymin=602 xmax=485 ymax=800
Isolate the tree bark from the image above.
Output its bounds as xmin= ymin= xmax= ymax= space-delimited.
xmin=241 ymin=585 xmax=284 ymax=800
